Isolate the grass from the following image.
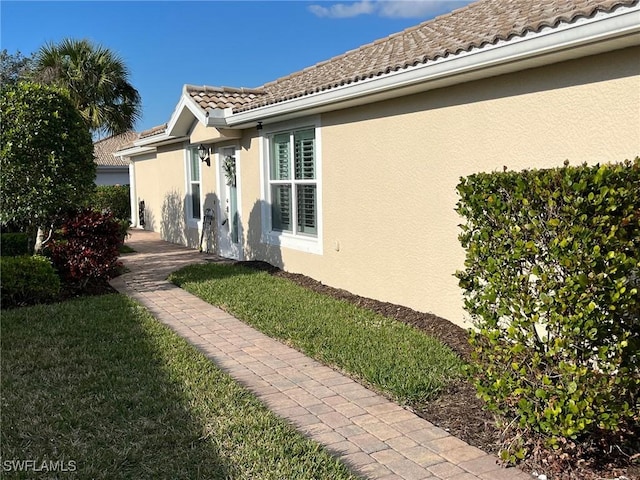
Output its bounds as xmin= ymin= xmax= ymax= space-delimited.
xmin=1 ymin=294 xmax=360 ymax=480
xmin=118 ymin=244 xmax=135 ymax=254
xmin=170 ymin=263 xmax=465 ymax=404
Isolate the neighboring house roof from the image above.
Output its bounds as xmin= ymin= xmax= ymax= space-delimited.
xmin=121 ymin=0 xmax=638 ymax=150
xmin=140 ymin=123 xmax=168 ymax=139
xmin=94 ymin=131 xmax=138 ymax=166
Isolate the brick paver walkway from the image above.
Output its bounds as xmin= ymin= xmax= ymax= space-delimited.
xmin=110 ymin=230 xmax=530 ymax=480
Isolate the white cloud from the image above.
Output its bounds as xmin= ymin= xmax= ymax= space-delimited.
xmin=308 ymin=0 xmax=473 ymax=19
xmin=378 ymin=1 xmax=464 ymax=18
xmin=308 ymin=0 xmax=376 ymax=18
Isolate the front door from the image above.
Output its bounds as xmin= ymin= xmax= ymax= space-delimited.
xmin=217 ymin=146 xmax=241 ymax=259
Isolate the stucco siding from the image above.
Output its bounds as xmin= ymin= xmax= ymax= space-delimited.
xmin=239 ymin=47 xmax=639 ymax=327
xmin=131 ymin=47 xmax=639 ymax=328
xmin=132 ymin=145 xmax=199 ymax=245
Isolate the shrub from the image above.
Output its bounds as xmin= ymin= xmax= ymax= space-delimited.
xmin=1 ymin=255 xmax=60 ymax=307
xmin=456 ymin=159 xmax=639 ymax=462
xmin=89 ymin=184 xmax=130 ymax=221
xmin=1 ymin=81 xmax=95 ymax=233
xmin=48 ymin=208 xmax=123 ymax=287
xmin=1 ymin=232 xmax=31 ymax=256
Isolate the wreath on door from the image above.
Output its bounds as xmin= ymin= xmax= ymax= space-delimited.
xmin=223 ymin=155 xmax=236 ymax=187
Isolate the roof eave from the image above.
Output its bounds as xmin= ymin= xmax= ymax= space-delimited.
xmin=165 ymin=89 xmax=210 ymax=137
xmin=226 ymin=4 xmax=640 ymax=128
xmin=114 ymin=145 xmax=157 ymax=158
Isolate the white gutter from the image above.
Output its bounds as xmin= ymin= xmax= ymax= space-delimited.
xmin=227 ymin=4 xmax=640 ymax=127
xmin=114 ymin=145 xmax=156 ymax=158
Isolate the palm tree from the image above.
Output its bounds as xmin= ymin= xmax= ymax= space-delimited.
xmin=33 ymin=38 xmax=141 ymax=137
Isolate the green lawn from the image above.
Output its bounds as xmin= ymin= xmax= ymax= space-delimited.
xmin=1 ymin=294 xmax=360 ymax=480
xmin=118 ymin=244 xmax=136 ymax=254
xmin=170 ymin=263 xmax=465 ymax=405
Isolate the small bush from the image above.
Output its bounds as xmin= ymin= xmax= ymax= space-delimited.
xmin=1 ymin=255 xmax=60 ymax=307
xmin=49 ymin=208 xmax=123 ymax=287
xmin=89 ymin=185 xmax=130 ymax=220
xmin=456 ymin=159 xmax=639 ymax=462
xmin=1 ymin=232 xmax=31 ymax=256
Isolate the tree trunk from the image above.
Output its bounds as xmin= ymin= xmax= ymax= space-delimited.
xmin=33 ymin=225 xmax=45 ymax=254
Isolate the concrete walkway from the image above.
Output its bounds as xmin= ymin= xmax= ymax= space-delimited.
xmin=110 ymin=230 xmax=529 ymax=480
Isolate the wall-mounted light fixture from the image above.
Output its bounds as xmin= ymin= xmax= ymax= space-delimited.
xmin=197 ymin=144 xmax=210 ymax=167
xmin=256 ymin=121 xmax=263 ymax=132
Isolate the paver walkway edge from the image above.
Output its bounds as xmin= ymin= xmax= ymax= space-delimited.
xmin=111 ymin=230 xmax=530 ymax=480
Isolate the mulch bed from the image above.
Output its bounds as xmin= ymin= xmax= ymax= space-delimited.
xmin=238 ymin=260 xmax=639 ymax=480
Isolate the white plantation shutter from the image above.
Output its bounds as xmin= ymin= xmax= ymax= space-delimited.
xmin=268 ymin=127 xmax=317 ymax=237
xmin=296 ymin=185 xmax=316 ymax=235
xmin=189 ymin=147 xmax=201 ymax=219
xmin=271 ymin=185 xmax=292 ymax=232
xmin=294 ymin=129 xmax=315 ymax=180
xmin=270 ymin=133 xmax=290 ymax=180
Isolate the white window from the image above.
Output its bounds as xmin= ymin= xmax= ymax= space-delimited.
xmin=262 ymin=123 xmax=322 ymax=254
xmin=187 ymin=147 xmax=201 ymax=221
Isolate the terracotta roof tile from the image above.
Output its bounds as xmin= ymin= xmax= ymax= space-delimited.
xmin=94 ymin=131 xmax=138 ymax=166
xmin=185 ymin=85 xmax=266 ymax=111
xmin=139 ymin=123 xmax=167 ymax=139
xmin=235 ymin=0 xmax=637 ymax=112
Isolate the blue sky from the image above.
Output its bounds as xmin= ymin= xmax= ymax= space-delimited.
xmin=1 ymin=1 xmax=472 ymax=132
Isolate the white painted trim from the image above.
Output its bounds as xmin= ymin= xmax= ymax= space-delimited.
xmin=227 ymin=4 xmax=640 ymax=127
xmin=114 ymin=145 xmax=155 ymax=158
xmin=167 ymin=89 xmax=209 ymax=137
xmin=128 ymin=162 xmax=137 ymax=227
xmin=260 ymin=116 xmax=323 ymax=255
xmin=184 ymin=144 xmax=203 ymax=230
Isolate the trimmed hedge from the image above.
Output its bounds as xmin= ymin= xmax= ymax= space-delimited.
xmin=456 ymin=159 xmax=639 ymax=462
xmin=89 ymin=184 xmax=130 ymax=221
xmin=1 ymin=255 xmax=60 ymax=307
xmin=1 ymin=232 xmax=30 ymax=256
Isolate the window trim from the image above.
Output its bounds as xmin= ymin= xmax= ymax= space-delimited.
xmin=184 ymin=145 xmax=203 ymax=228
xmin=260 ymin=117 xmax=323 ymax=255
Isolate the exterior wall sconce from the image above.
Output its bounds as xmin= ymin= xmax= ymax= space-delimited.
xmin=256 ymin=121 xmax=263 ymax=132
xmin=197 ymin=144 xmax=210 ymax=167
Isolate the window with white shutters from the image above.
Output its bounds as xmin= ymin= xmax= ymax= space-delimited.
xmin=268 ymin=128 xmax=317 ymax=237
xmin=188 ymin=147 xmax=201 ymax=220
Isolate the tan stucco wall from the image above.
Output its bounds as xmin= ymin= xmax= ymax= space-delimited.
xmin=132 ymin=143 xmax=201 ymax=246
xmin=190 ymin=121 xmax=242 ymax=145
xmin=238 ymin=47 xmax=640 ymax=327
xmin=134 ymin=47 xmax=639 ymax=328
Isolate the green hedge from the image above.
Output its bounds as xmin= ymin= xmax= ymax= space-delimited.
xmin=456 ymin=159 xmax=639 ymax=461
xmin=1 ymin=232 xmax=31 ymax=256
xmin=1 ymin=255 xmax=61 ymax=307
xmin=89 ymin=185 xmax=130 ymax=221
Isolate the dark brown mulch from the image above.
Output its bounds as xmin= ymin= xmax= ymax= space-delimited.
xmin=237 ymin=260 xmax=639 ymax=480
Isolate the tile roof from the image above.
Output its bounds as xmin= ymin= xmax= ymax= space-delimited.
xmin=141 ymin=0 xmax=636 ymax=142
xmin=139 ymin=123 xmax=167 ymax=139
xmin=94 ymin=131 xmax=138 ymax=166
xmin=186 ymin=85 xmax=265 ymax=111
xmin=234 ymin=0 xmax=636 ymax=112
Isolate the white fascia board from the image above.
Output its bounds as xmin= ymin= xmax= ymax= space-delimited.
xmin=166 ymin=91 xmax=208 ymax=137
xmin=226 ymin=5 xmax=640 ymax=127
xmin=113 ymin=145 xmax=155 ymax=158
